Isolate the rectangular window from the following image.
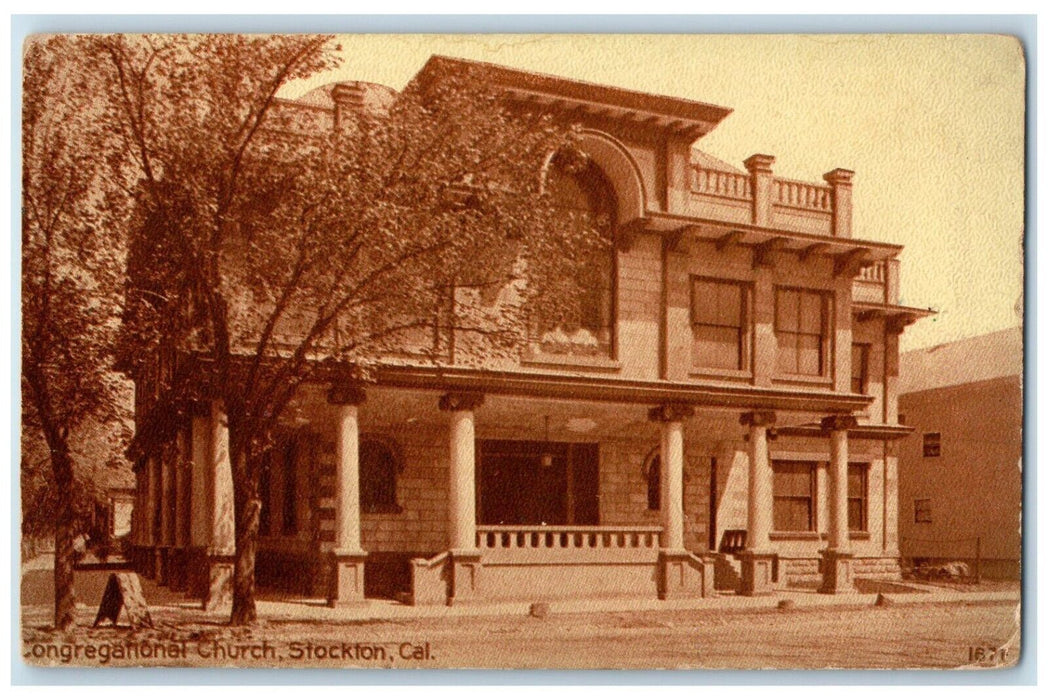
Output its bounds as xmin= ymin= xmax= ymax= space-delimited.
xmin=851 ymin=343 xmax=870 ymax=394
xmin=773 ymin=461 xmax=816 ymax=532
xmin=914 ymin=498 xmax=932 ymax=524
xmin=923 ymin=432 xmax=941 ymax=458
xmin=691 ymin=278 xmax=748 ymax=370
xmin=775 ymin=288 xmax=830 ymax=376
xmin=848 ymin=463 xmax=868 ymax=531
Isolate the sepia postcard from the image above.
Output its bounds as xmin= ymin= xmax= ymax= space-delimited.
xmin=18 ymin=31 xmax=1025 ymax=672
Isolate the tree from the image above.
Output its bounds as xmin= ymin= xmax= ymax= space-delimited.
xmin=22 ymin=35 xmax=132 ymax=629
xmin=96 ymin=35 xmax=607 ymax=625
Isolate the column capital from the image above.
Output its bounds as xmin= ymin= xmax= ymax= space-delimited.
xmin=821 ymin=414 xmax=859 ymax=432
xmin=328 ymin=385 xmax=367 ymax=406
xmin=648 ymin=403 xmax=695 ymax=423
xmin=744 ymin=153 xmax=776 ymax=175
xmin=439 ymin=391 xmax=485 ymax=412
xmin=823 ymin=168 xmax=855 ymax=187
xmin=740 ymin=410 xmax=776 ymax=428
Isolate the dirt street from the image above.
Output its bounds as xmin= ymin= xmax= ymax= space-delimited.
xmin=21 ymin=599 xmax=1020 ymax=670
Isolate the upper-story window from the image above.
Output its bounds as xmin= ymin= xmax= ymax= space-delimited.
xmin=775 ymin=287 xmax=830 ymax=377
xmin=533 ymin=152 xmax=616 ymax=358
xmin=851 ymin=343 xmax=870 ymax=394
xmin=691 ymin=278 xmax=750 ymax=371
xmin=923 ymin=432 xmax=941 ymax=458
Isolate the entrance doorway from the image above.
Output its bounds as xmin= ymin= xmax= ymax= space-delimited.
xmin=478 ymin=440 xmax=599 ymax=525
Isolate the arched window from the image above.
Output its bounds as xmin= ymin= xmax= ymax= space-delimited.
xmin=360 ymin=436 xmax=403 ymax=514
xmin=537 ymin=151 xmax=617 ymax=357
xmin=644 ymin=447 xmax=661 ymax=511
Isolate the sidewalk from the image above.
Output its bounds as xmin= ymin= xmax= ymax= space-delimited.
xmin=23 ymin=560 xmax=1020 ymax=626
xmin=240 ymin=581 xmax=1022 ymax=623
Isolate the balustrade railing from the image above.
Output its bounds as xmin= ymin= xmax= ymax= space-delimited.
xmin=774 ymin=178 xmax=833 ymax=211
xmin=476 ymin=525 xmax=662 ymax=551
xmin=858 ymin=261 xmax=887 ymax=283
xmin=692 ymin=167 xmax=752 ymax=200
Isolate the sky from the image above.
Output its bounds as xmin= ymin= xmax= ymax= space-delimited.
xmin=285 ymin=34 xmax=1027 ymax=351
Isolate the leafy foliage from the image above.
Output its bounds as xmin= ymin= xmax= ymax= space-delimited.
xmin=22 ymin=34 xmax=134 ymax=629
xmin=83 ymin=35 xmax=609 ymax=624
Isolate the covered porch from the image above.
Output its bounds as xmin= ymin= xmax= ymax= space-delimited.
xmin=153 ymin=365 xmax=887 ymax=608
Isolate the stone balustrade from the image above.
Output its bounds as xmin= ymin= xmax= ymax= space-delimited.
xmin=476 ymin=525 xmax=663 ymax=564
xmin=691 ymin=167 xmax=752 ymax=200
xmin=774 ymin=177 xmax=833 ymax=212
xmin=858 ymin=261 xmax=887 ymax=283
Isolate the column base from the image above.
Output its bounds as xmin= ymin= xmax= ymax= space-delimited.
xmin=737 ymin=550 xmax=777 ymax=596
xmin=658 ymin=549 xmax=714 ymax=599
xmin=328 ymin=550 xmax=368 ymax=607
xmin=819 ymin=549 xmax=856 ymax=594
xmin=201 ymin=553 xmax=235 ymax=611
xmin=447 ymin=549 xmax=482 ymax=605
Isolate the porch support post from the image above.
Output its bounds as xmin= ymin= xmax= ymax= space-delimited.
xmin=649 ymin=404 xmax=693 ymax=551
xmin=203 ymin=399 xmax=235 ymax=611
xmin=820 ymin=414 xmax=859 ymax=593
xmin=738 ymin=410 xmax=777 ymax=595
xmin=327 ymin=385 xmax=368 ymax=606
xmin=440 ymin=392 xmax=485 ymax=604
xmin=650 ymin=403 xmax=711 ymax=599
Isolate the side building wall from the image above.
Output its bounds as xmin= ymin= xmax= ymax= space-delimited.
xmin=898 ymin=375 xmax=1022 ymax=579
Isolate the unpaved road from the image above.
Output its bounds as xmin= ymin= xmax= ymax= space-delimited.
xmin=22 ymin=599 xmax=1020 ymax=670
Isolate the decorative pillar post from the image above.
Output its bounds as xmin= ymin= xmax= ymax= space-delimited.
xmin=823 ymin=168 xmax=855 ymax=238
xmin=744 ymin=154 xmax=776 ymax=226
xmin=820 ymin=414 xmax=859 ymax=593
xmin=203 ymin=399 xmax=235 ymax=611
xmin=649 ymin=403 xmax=711 ymax=599
xmin=738 ymin=410 xmax=777 ymax=595
xmin=439 ymin=392 xmax=485 ymax=603
xmin=327 ymin=385 xmax=368 ymax=606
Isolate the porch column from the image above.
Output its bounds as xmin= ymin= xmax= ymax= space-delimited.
xmin=440 ymin=392 xmax=485 ymax=604
xmin=648 ymin=404 xmax=694 ymax=551
xmin=738 ymin=410 xmax=777 ymax=595
xmin=327 ymin=385 xmax=367 ymax=606
xmin=820 ymin=414 xmax=858 ymax=593
xmin=203 ymin=399 xmax=235 ymax=611
xmin=649 ymin=403 xmax=711 ymax=599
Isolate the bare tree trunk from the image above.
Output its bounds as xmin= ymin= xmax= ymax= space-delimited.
xmin=52 ymin=451 xmax=77 ymax=631
xmin=230 ymin=448 xmax=261 ymax=626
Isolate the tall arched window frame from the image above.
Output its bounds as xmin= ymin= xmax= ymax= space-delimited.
xmin=535 ymin=152 xmax=617 ymax=358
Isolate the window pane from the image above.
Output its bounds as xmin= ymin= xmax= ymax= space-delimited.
xmin=848 ymin=498 xmax=864 ymax=531
xmin=715 ymin=283 xmax=742 ymax=326
xmin=773 ymin=462 xmax=813 ymax=497
xmin=851 ymin=344 xmax=868 ymax=393
xmin=799 ymin=291 xmax=824 ymax=333
xmin=776 ymin=332 xmax=798 ymax=374
xmin=691 ymin=280 xmax=718 ymax=325
xmin=776 ymin=289 xmax=799 ymax=331
xmin=848 ymin=464 xmax=866 ymax=497
xmin=693 ymin=325 xmax=741 ymax=369
xmin=774 ymin=498 xmax=812 ymax=531
xmin=796 ymin=333 xmax=822 ymax=375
